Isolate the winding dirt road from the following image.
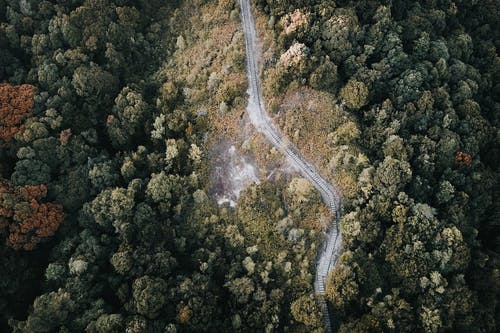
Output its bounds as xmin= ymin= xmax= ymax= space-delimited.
xmin=238 ymin=0 xmax=343 ymax=331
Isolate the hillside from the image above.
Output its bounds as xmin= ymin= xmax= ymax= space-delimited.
xmin=0 ymin=1 xmax=498 ymax=332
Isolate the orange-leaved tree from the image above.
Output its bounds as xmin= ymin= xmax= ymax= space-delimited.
xmin=0 ymin=83 xmax=35 ymax=142
xmin=0 ymin=179 xmax=64 ymax=250
xmin=455 ymin=151 xmax=472 ymax=167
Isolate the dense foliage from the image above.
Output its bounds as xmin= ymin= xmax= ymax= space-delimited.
xmin=0 ymin=83 xmax=35 ymax=141
xmin=1 ymin=180 xmax=64 ymax=250
xmin=257 ymin=0 xmax=499 ymax=332
xmin=0 ymin=0 xmax=327 ymax=332
xmin=1 ymin=0 xmax=498 ymax=332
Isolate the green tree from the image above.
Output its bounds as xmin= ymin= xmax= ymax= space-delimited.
xmin=326 ymin=252 xmax=359 ymax=312
xmin=107 ymin=87 xmax=148 ymax=147
xmin=72 ymin=64 xmax=118 ymax=100
xmin=290 ymin=294 xmax=323 ymax=327
xmin=10 ymin=290 xmax=76 ymax=333
xmin=341 ymin=79 xmax=369 ymax=110
xmin=132 ymin=276 xmax=168 ymax=319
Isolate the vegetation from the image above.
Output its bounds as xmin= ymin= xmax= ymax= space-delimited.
xmin=0 ymin=0 xmax=326 ymax=332
xmin=258 ymin=0 xmax=499 ymax=332
xmin=0 ymin=83 xmax=35 ymax=141
xmin=1 ymin=180 xmax=64 ymax=250
xmin=0 ymin=0 xmax=498 ymax=333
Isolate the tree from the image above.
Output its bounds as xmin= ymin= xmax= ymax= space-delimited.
xmin=0 ymin=179 xmax=64 ymax=251
xmin=374 ymin=157 xmax=412 ymax=198
xmin=88 ymin=313 xmax=124 ymax=333
xmin=146 ymin=171 xmax=186 ymax=214
xmin=321 ymin=8 xmax=359 ymax=63
xmin=10 ymin=290 xmax=76 ymax=332
xmin=325 ymin=252 xmax=359 ymax=312
xmin=132 ymin=276 xmax=168 ymax=319
xmin=11 ymin=159 xmax=51 ymax=186
xmin=88 ymin=160 xmax=119 ymax=193
xmin=279 ymin=42 xmax=311 ymax=76
xmin=88 ymin=187 xmax=135 ymax=230
xmin=341 ymin=79 xmax=369 ymax=110
xmin=37 ymin=62 xmax=60 ymax=92
xmin=225 ymin=277 xmax=255 ymax=304
xmin=290 ymin=294 xmax=323 ymax=327
xmin=107 ymin=87 xmax=148 ymax=147
xmin=72 ymin=63 xmax=118 ymax=100
xmin=309 ymin=58 xmax=338 ymax=91
xmin=0 ymin=83 xmax=34 ymax=142
xmin=455 ymin=151 xmax=472 ymax=168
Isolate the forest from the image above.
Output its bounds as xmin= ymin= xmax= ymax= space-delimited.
xmin=257 ymin=0 xmax=499 ymax=331
xmin=0 ymin=0 xmax=498 ymax=333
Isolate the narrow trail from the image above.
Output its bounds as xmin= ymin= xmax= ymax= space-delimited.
xmin=238 ymin=0 xmax=343 ymax=331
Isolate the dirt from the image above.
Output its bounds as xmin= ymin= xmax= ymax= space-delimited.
xmin=209 ymin=141 xmax=260 ymax=207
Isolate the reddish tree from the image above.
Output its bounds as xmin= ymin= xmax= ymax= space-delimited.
xmin=0 ymin=179 xmax=64 ymax=251
xmin=59 ymin=128 xmax=72 ymax=145
xmin=0 ymin=83 xmax=35 ymax=142
xmin=455 ymin=151 xmax=472 ymax=167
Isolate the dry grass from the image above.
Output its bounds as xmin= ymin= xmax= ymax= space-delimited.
xmin=252 ymin=8 xmax=366 ymax=203
xmin=164 ymin=0 xmax=250 ymax=144
xmin=163 ymin=0 xmax=284 ymax=189
xmin=271 ymin=87 xmax=366 ymax=202
xmin=272 ymin=88 xmax=342 ymax=176
xmin=166 ymin=1 xmax=362 ymax=206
